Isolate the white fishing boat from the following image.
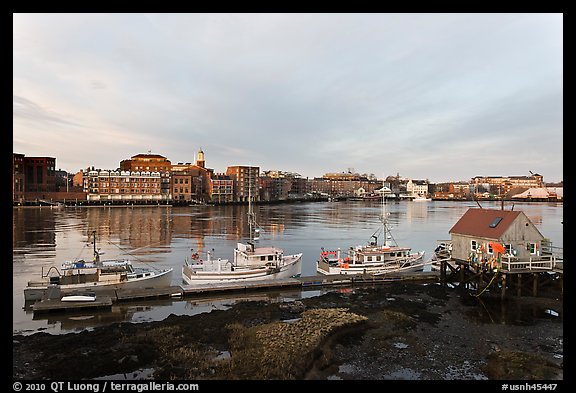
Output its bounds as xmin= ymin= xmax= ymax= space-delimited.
xmin=182 ymin=181 xmax=302 ymax=285
xmin=24 ymin=232 xmax=173 ymax=302
xmin=412 ymin=195 xmax=432 ymax=202
xmin=317 ymin=180 xmax=425 ymax=276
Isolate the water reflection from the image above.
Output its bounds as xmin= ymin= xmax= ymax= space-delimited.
xmin=13 ymin=201 xmax=562 ymax=335
xmin=464 ymin=295 xmax=563 ymax=325
xmin=22 ymin=288 xmax=327 ymax=336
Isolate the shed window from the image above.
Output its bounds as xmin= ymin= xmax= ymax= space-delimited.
xmin=471 ymin=240 xmax=478 ymax=251
xmin=489 ymin=217 xmax=503 ymax=228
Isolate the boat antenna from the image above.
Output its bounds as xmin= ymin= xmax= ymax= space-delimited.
xmin=248 ymin=179 xmax=253 ymax=242
xmin=382 ymin=177 xmax=386 ymax=247
xmin=379 ymin=175 xmax=398 ymax=247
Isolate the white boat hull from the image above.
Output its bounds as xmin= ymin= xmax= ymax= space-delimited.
xmin=24 ymin=268 xmax=173 ymax=302
xmin=60 ymin=295 xmax=96 ymax=302
xmin=317 ymin=254 xmax=425 ymax=276
xmin=182 ymin=254 xmax=302 ymax=285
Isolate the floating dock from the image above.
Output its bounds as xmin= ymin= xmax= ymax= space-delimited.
xmin=32 ymin=297 xmax=114 ymax=313
xmin=30 ymin=270 xmax=440 ymax=313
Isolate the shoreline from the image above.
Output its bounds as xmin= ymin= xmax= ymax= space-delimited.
xmin=13 ymin=196 xmax=564 ymax=208
xmin=13 ymin=282 xmax=563 ymax=381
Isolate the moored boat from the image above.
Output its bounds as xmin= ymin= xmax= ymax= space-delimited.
xmin=182 ymin=244 xmax=302 ymax=285
xmin=182 ymin=180 xmax=302 ymax=285
xmin=24 ymin=232 xmax=173 ymax=302
xmin=317 ymin=179 xmax=425 ymax=276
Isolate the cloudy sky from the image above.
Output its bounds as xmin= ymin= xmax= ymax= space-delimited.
xmin=13 ymin=13 xmax=563 ymax=183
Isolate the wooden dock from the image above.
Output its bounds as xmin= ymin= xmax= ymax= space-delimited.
xmin=32 ymin=297 xmax=114 ymax=313
xmin=30 ymin=270 xmax=440 ymax=314
xmin=439 ymin=257 xmax=563 ymax=299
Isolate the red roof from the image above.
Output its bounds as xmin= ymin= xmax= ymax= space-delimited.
xmin=448 ymin=208 xmax=522 ymax=240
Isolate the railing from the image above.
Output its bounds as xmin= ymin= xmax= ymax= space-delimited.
xmin=499 ymin=255 xmax=562 ymax=272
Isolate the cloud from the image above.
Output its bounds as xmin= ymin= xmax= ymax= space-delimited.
xmin=13 ymin=95 xmax=81 ymax=127
xmin=12 ymin=13 xmax=563 ymax=182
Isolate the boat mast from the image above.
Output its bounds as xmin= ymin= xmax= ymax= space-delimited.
xmin=382 ymin=177 xmax=387 ymax=247
xmin=248 ymin=179 xmax=253 ymax=243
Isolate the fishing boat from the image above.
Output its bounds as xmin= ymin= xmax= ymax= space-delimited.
xmin=24 ymin=232 xmax=173 ymax=302
xmin=182 ymin=182 xmax=302 ymax=285
xmin=317 ymin=180 xmax=425 ymax=276
xmin=430 ymin=240 xmax=454 ymax=271
xmin=412 ymin=195 xmax=432 ymax=202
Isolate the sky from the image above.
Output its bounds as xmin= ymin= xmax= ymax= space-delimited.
xmin=13 ymin=13 xmax=563 ymax=183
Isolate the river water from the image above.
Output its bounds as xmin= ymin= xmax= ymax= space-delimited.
xmin=12 ymin=200 xmax=563 ymax=335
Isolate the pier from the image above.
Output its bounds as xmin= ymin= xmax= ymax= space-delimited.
xmin=30 ymin=270 xmax=440 ymax=314
xmin=438 ymin=255 xmax=563 ymax=299
xmin=29 ymin=256 xmax=563 ymax=314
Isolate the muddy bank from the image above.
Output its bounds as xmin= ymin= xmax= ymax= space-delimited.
xmin=12 ymin=282 xmax=563 ymax=380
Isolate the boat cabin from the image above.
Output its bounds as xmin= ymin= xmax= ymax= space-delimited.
xmin=448 ymin=208 xmax=549 ymax=263
xmin=234 ymin=242 xmax=283 ymax=267
xmin=349 ymin=245 xmax=413 ymax=264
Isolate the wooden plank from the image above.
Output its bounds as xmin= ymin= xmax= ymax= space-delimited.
xmin=181 ymin=278 xmax=302 ymax=295
xmin=115 ymin=286 xmax=183 ymax=301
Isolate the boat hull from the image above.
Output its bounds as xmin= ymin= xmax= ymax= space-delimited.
xmin=24 ymin=268 xmax=173 ymax=302
xmin=317 ymin=254 xmax=425 ymax=276
xmin=182 ymin=254 xmax=302 ymax=285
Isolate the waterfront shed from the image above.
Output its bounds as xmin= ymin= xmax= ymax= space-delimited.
xmin=448 ymin=208 xmax=546 ymax=263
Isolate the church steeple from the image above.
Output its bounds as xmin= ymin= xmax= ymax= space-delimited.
xmin=196 ymin=147 xmax=205 ymax=168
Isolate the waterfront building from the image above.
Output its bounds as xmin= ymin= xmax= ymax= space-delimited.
xmin=171 ymin=164 xmax=210 ymax=203
xmin=83 ymin=168 xmax=167 ymax=203
xmin=120 ymin=153 xmax=172 ymax=197
xmin=308 ymin=171 xmax=381 ymax=197
xmin=406 ymin=179 xmax=429 ymax=198
xmin=13 ymin=153 xmax=25 ymax=203
xmin=209 ymin=173 xmax=233 ymax=203
xmin=471 ymin=175 xmax=543 ymax=198
xmin=226 ymin=165 xmax=259 ymax=202
xmin=431 ymin=182 xmax=470 ymax=200
xmin=72 ymin=170 xmax=85 ymax=188
xmin=259 ymin=170 xmax=302 ymax=201
xmin=171 ymin=148 xmax=215 ymax=203
xmin=448 ymin=208 xmax=550 ymax=263
xmin=12 ymin=153 xmax=57 ymax=203
xmin=23 ymin=155 xmax=56 ymax=193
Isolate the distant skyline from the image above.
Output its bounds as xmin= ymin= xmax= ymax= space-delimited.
xmin=13 ymin=13 xmax=563 ymax=183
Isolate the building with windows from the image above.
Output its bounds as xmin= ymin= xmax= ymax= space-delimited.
xmin=120 ymin=153 xmax=172 ymax=197
xmin=226 ymin=166 xmax=260 ymax=202
xmin=406 ymin=179 xmax=430 ymax=198
xmin=13 ymin=153 xmax=25 ymax=203
xmin=23 ymin=156 xmax=56 ymax=193
xmin=209 ymin=173 xmax=234 ymax=203
xmin=83 ymin=168 xmax=167 ymax=203
xmin=471 ymin=175 xmax=543 ymax=197
xmin=12 ymin=153 xmax=58 ymax=203
xmin=448 ymin=208 xmax=547 ymax=263
xmin=171 ymin=149 xmax=213 ymax=203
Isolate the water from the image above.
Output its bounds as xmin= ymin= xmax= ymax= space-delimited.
xmin=13 ymin=200 xmax=563 ymax=335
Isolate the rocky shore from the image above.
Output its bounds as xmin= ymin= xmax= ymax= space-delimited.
xmin=12 ymin=282 xmax=563 ymax=381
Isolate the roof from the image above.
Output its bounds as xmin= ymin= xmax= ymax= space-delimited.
xmin=511 ymin=187 xmax=563 ymax=198
xmin=130 ymin=154 xmax=167 ymax=159
xmin=448 ymin=208 xmax=522 ymax=240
